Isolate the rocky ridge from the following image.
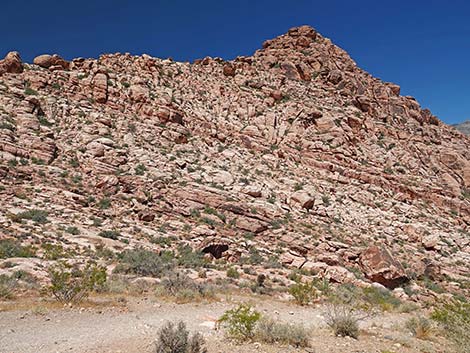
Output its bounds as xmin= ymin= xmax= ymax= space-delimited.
xmin=453 ymin=120 xmax=470 ymax=135
xmin=0 ymin=25 xmax=469 ymax=300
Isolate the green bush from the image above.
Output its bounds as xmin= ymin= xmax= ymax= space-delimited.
xmin=255 ymin=317 xmax=310 ymax=347
xmin=42 ymin=243 xmax=69 ymax=260
xmin=98 ymin=198 xmax=111 ymax=209
xmin=65 ymin=226 xmax=80 ymax=235
xmin=13 ymin=209 xmax=49 ymax=224
xmin=361 ymin=286 xmax=401 ymax=311
xmin=176 ymin=245 xmax=206 ymax=269
xmin=98 ymin=230 xmax=121 ymax=240
xmin=324 ymin=304 xmax=361 ymax=339
xmin=0 ymin=274 xmax=17 ymax=299
xmin=47 ymin=261 xmax=107 ymax=304
xmin=219 ymin=303 xmax=261 ymax=340
xmin=289 ymin=280 xmax=317 ymax=305
xmin=155 ymin=321 xmax=207 ymax=353
xmin=115 ymin=249 xmax=174 ymax=277
xmin=159 ymin=272 xmax=214 ymax=302
xmin=0 ymin=239 xmax=36 ymax=258
xmin=432 ymin=300 xmax=470 ymax=353
xmin=405 ymin=316 xmax=433 ymax=340
xmin=226 ymin=267 xmax=240 ymax=279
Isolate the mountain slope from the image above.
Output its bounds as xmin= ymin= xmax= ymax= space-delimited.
xmin=0 ymin=26 xmax=469 ymax=298
xmin=453 ymin=120 xmax=470 ymax=135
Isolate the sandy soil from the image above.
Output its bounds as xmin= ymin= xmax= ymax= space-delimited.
xmin=0 ymin=294 xmax=448 ymax=353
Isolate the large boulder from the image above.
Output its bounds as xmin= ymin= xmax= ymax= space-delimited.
xmin=359 ymin=246 xmax=408 ymax=289
xmin=92 ymin=73 xmax=109 ymax=103
xmin=290 ymin=191 xmax=315 ymax=210
xmin=33 ymin=54 xmax=70 ymax=70
xmin=0 ymin=51 xmax=23 ymax=75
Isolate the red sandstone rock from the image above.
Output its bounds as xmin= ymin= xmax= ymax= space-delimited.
xmin=359 ymin=246 xmax=408 ymax=289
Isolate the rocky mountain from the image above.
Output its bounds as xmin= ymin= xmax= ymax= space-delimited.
xmin=453 ymin=120 xmax=470 ymax=135
xmin=0 ymin=25 xmax=469 ymax=299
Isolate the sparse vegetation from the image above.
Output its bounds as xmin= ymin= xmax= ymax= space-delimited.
xmin=289 ymin=280 xmax=317 ymax=305
xmin=154 ymin=321 xmax=207 ymax=353
xmin=405 ymin=316 xmax=433 ymax=340
xmin=12 ymin=209 xmax=49 ymax=224
xmin=115 ymin=248 xmax=174 ymax=277
xmin=432 ymin=300 xmax=470 ymax=353
xmin=226 ymin=267 xmax=240 ymax=279
xmin=255 ymin=317 xmax=310 ymax=347
xmin=324 ymin=304 xmax=362 ymax=339
xmin=158 ymin=272 xmax=214 ymax=302
xmin=47 ymin=261 xmax=107 ymax=304
xmin=98 ymin=230 xmax=121 ymax=240
xmin=0 ymin=274 xmax=17 ymax=299
xmin=219 ymin=303 xmax=261 ymax=340
xmin=0 ymin=239 xmax=36 ymax=258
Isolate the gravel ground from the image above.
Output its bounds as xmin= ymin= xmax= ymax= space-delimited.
xmin=0 ymin=295 xmax=448 ymax=353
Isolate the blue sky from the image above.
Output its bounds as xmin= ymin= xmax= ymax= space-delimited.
xmin=1 ymin=0 xmax=469 ymax=124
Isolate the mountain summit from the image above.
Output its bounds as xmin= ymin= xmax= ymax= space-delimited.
xmin=0 ymin=26 xmax=468 ymax=297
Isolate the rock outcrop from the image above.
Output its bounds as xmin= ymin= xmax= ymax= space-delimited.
xmin=0 ymin=25 xmax=469 ymax=298
xmin=0 ymin=51 xmax=23 ymax=75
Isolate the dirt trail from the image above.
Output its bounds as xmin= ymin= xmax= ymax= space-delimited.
xmin=0 ymin=295 xmax=445 ymax=353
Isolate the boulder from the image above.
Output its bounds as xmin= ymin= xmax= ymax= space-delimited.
xmin=290 ymin=191 xmax=315 ymax=210
xmin=223 ymin=63 xmax=236 ymax=77
xmin=33 ymin=54 xmax=69 ymax=70
xmin=359 ymin=246 xmax=408 ymax=289
xmin=92 ymin=73 xmax=109 ymax=103
xmin=0 ymin=51 xmax=23 ymax=75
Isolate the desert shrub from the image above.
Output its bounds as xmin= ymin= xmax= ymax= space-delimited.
xmin=0 ymin=274 xmax=17 ymax=299
xmin=432 ymin=300 xmax=470 ymax=353
xmin=219 ymin=303 xmax=261 ymax=340
xmin=255 ymin=317 xmax=310 ymax=347
xmin=42 ymin=243 xmax=69 ymax=260
xmin=98 ymin=197 xmax=111 ymax=209
xmin=13 ymin=209 xmax=49 ymax=224
xmin=98 ymin=230 xmax=121 ymax=240
xmin=176 ymin=245 xmax=206 ymax=268
xmin=324 ymin=304 xmax=362 ymax=339
xmin=115 ymin=248 xmax=175 ymax=277
xmin=155 ymin=321 xmax=207 ymax=353
xmin=0 ymin=239 xmax=36 ymax=258
xmin=361 ymin=286 xmax=401 ymax=311
xmin=65 ymin=226 xmax=80 ymax=235
xmin=159 ymin=272 xmax=214 ymax=302
xmin=289 ymin=280 xmax=317 ymax=305
xmin=405 ymin=316 xmax=433 ymax=340
xmin=226 ymin=267 xmax=240 ymax=279
xmin=47 ymin=261 xmax=107 ymax=304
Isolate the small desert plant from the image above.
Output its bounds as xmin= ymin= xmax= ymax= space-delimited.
xmin=405 ymin=316 xmax=433 ymax=340
xmin=289 ymin=280 xmax=317 ymax=305
xmin=13 ymin=209 xmax=49 ymax=224
xmin=432 ymin=300 xmax=470 ymax=353
xmin=361 ymin=286 xmax=401 ymax=311
xmin=65 ymin=226 xmax=80 ymax=235
xmin=176 ymin=245 xmax=206 ymax=269
xmin=226 ymin=267 xmax=240 ymax=279
xmin=159 ymin=272 xmax=214 ymax=302
xmin=42 ymin=243 xmax=69 ymax=260
xmin=97 ymin=230 xmax=121 ymax=240
xmin=47 ymin=261 xmax=107 ymax=304
xmin=0 ymin=239 xmax=36 ymax=258
xmin=115 ymin=248 xmax=175 ymax=277
xmin=0 ymin=274 xmax=17 ymax=299
xmin=324 ymin=304 xmax=364 ymax=339
xmin=255 ymin=317 xmax=310 ymax=347
xmin=155 ymin=321 xmax=207 ymax=353
xmin=219 ymin=303 xmax=261 ymax=340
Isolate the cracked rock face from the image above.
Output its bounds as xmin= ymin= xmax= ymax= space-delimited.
xmin=0 ymin=26 xmax=469 ymax=297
